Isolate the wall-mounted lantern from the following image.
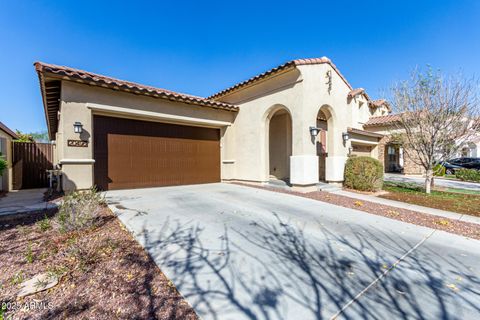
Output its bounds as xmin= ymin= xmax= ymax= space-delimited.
xmin=342 ymin=132 xmax=350 ymax=143
xmin=73 ymin=122 xmax=83 ymax=134
xmin=309 ymin=126 xmax=320 ymax=137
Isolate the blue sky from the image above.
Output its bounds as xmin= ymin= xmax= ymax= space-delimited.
xmin=1 ymin=0 xmax=479 ymax=133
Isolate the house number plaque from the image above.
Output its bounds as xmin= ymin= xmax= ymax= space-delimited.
xmin=67 ymin=139 xmax=88 ymax=147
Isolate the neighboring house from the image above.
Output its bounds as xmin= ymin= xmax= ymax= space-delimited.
xmin=0 ymin=121 xmax=18 ymax=191
xmin=457 ymin=136 xmax=479 ymax=158
xmin=35 ymin=58 xmax=392 ymax=191
xmin=365 ymin=114 xmax=480 ymax=175
xmin=363 ymin=114 xmax=424 ymax=175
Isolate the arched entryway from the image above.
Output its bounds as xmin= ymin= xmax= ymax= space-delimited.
xmin=317 ymin=106 xmax=334 ymax=181
xmin=268 ymin=108 xmax=292 ymax=182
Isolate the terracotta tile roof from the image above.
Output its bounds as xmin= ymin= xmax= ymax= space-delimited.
xmin=208 ymin=57 xmax=354 ymax=99
xmin=0 ymin=121 xmax=18 ymax=139
xmin=364 ymin=114 xmax=402 ymax=127
xmin=34 ymin=62 xmax=239 ymax=112
xmin=347 ymin=88 xmax=366 ymax=99
xmin=368 ymin=99 xmax=391 ymax=111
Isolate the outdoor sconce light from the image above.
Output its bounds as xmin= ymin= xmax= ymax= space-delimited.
xmin=309 ymin=126 xmax=320 ymax=137
xmin=73 ymin=122 xmax=83 ymax=134
xmin=342 ymin=132 xmax=350 ymax=143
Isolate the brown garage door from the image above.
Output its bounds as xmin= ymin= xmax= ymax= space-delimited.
xmin=93 ymin=116 xmax=220 ymax=190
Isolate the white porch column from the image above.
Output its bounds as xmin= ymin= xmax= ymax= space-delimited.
xmin=290 ymin=155 xmax=319 ymax=186
xmin=325 ymin=156 xmax=348 ymax=182
xmin=399 ymin=147 xmax=404 ymax=167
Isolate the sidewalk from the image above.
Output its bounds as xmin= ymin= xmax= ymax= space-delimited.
xmin=0 ymin=188 xmax=57 ymax=220
xmin=331 ymin=189 xmax=480 ymax=225
xmin=385 ymin=173 xmax=480 ymax=192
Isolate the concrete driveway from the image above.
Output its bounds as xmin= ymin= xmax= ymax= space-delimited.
xmin=385 ymin=173 xmax=480 ymax=192
xmin=106 ymin=183 xmax=480 ymax=320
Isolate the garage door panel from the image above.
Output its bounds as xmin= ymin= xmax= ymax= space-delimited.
xmin=94 ymin=116 xmax=220 ymax=190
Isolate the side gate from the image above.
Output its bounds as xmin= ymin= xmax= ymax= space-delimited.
xmin=12 ymin=142 xmax=54 ymax=189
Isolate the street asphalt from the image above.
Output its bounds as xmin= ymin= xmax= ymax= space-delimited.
xmin=106 ymin=183 xmax=480 ymax=320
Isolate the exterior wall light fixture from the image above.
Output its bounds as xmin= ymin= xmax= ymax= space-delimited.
xmin=73 ymin=122 xmax=83 ymax=134
xmin=342 ymin=132 xmax=350 ymax=143
xmin=309 ymin=126 xmax=320 ymax=137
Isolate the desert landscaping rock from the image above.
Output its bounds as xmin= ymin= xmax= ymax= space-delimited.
xmin=17 ymin=273 xmax=59 ymax=298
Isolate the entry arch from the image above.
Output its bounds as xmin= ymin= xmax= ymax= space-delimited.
xmin=316 ymin=104 xmax=335 ymax=181
xmin=263 ymin=104 xmax=293 ymax=183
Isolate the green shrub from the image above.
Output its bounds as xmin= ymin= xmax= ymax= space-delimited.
xmin=433 ymin=163 xmax=446 ymax=176
xmin=455 ymin=168 xmax=480 ymax=182
xmin=344 ymin=156 xmax=384 ymax=191
xmin=0 ymin=152 xmax=7 ymax=176
xmin=57 ymin=188 xmax=104 ymax=232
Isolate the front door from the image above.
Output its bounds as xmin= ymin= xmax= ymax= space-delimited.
xmin=317 ymin=130 xmax=327 ymax=181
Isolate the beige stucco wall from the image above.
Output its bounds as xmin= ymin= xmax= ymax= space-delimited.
xmin=218 ymin=69 xmax=303 ymax=183
xmin=218 ymin=63 xmax=380 ymax=185
xmin=53 ymin=62 xmax=387 ymax=191
xmin=349 ymin=132 xmax=380 ymax=159
xmin=0 ymin=131 xmax=13 ymax=191
xmin=57 ymin=81 xmax=236 ymax=191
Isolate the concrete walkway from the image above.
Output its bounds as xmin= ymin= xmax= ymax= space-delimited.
xmin=332 ymin=189 xmax=480 ymax=225
xmin=385 ymin=173 xmax=480 ymax=191
xmin=106 ymin=183 xmax=480 ymax=320
xmin=0 ymin=188 xmax=56 ymax=217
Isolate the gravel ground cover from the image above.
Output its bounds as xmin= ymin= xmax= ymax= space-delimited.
xmin=233 ymin=183 xmax=480 ymax=240
xmin=0 ymin=206 xmax=198 ymax=320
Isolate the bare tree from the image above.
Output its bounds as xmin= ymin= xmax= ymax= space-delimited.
xmin=390 ymin=67 xmax=479 ymax=193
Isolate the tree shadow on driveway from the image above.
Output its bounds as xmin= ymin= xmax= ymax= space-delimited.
xmin=132 ymin=213 xmax=480 ymax=320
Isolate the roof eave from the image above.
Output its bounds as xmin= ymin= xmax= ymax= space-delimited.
xmin=35 ymin=62 xmax=240 ymax=141
xmin=347 ymin=127 xmax=384 ymax=138
xmin=208 ymin=57 xmax=354 ymax=100
xmin=35 ymin=67 xmax=55 ymax=141
xmin=0 ymin=123 xmax=19 ymax=140
xmin=208 ymin=62 xmax=297 ymax=100
xmin=35 ymin=62 xmax=239 ymax=112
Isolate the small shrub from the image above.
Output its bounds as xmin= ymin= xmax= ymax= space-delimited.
xmin=47 ymin=265 xmax=69 ymax=279
xmin=25 ymin=242 xmax=34 ymax=264
xmin=57 ymin=187 xmax=104 ymax=232
xmin=38 ymin=215 xmax=51 ymax=232
xmin=0 ymin=154 xmax=7 ymax=176
xmin=344 ymin=156 xmax=384 ymax=192
xmin=433 ymin=163 xmax=446 ymax=177
xmin=455 ymin=168 xmax=480 ymax=182
xmin=67 ymin=241 xmax=99 ymax=272
xmin=10 ymin=271 xmax=24 ymax=285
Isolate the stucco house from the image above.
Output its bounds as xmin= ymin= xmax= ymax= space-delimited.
xmin=35 ymin=57 xmax=393 ymax=191
xmin=365 ymin=114 xmax=480 ymax=175
xmin=457 ymin=136 xmax=479 ymax=158
xmin=362 ymin=114 xmax=424 ymax=175
xmin=0 ymin=121 xmax=18 ymax=191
